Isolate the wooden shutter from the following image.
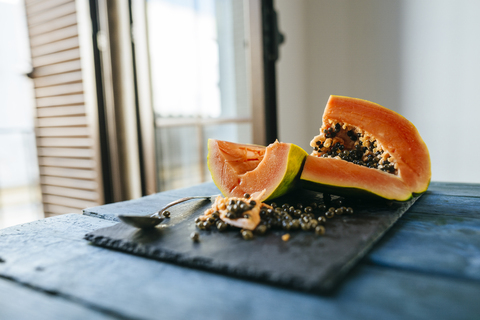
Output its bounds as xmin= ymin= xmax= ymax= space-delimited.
xmin=25 ymin=0 xmax=104 ymax=217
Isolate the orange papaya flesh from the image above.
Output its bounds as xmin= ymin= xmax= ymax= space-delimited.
xmin=301 ymin=95 xmax=431 ymax=201
xmin=208 ymin=139 xmax=308 ymax=202
xmin=201 ymin=192 xmax=272 ymax=231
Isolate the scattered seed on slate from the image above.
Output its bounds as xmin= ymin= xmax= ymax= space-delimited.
xmin=291 ymin=219 xmax=300 ymax=230
xmin=194 ymin=191 xmax=358 ymax=241
xmin=190 ymin=232 xmax=200 ymax=242
xmin=162 ymin=211 xmax=171 ymax=218
xmin=315 ymin=226 xmax=326 ymax=236
xmin=216 ymin=220 xmax=228 ymax=232
xmin=255 ymin=224 xmax=267 ymax=235
xmin=242 ymin=230 xmax=254 ymax=240
xmin=301 ymin=222 xmax=311 ymax=231
xmin=207 ymin=217 xmax=216 ymax=224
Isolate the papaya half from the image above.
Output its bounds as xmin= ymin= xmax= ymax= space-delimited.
xmin=300 ymin=95 xmax=431 ymax=201
xmin=207 ymin=139 xmax=308 ymax=202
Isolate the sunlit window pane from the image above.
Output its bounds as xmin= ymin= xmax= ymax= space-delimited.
xmin=147 ymin=0 xmax=221 ymax=118
xmin=146 ymin=0 xmax=252 ymax=191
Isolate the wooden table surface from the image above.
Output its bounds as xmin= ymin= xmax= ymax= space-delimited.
xmin=1 ymin=181 xmax=479 ymax=320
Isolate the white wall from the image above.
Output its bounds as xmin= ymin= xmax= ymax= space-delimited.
xmin=276 ymin=0 xmax=480 ymax=183
xmin=274 ymin=0 xmax=310 ymax=150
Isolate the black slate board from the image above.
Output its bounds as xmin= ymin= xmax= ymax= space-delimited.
xmin=84 ymin=188 xmax=418 ymax=293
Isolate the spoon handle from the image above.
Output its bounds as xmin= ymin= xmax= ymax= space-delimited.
xmin=152 ymin=195 xmax=219 ymax=218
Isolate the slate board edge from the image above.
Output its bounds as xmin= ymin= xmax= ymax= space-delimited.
xmin=323 ymin=205 xmax=411 ymax=291
xmin=84 ymin=231 xmax=328 ymax=294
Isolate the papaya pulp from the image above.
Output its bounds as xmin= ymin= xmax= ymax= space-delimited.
xmin=207 ymin=139 xmax=308 ymax=202
xmin=300 ymin=95 xmax=431 ymax=201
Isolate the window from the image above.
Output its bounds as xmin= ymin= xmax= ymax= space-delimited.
xmin=140 ymin=0 xmax=258 ymax=191
xmin=91 ymin=0 xmax=270 ymax=198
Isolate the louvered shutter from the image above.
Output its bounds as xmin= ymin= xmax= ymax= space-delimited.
xmin=25 ymin=0 xmax=104 ymax=217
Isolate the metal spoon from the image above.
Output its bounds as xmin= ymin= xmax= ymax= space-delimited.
xmin=118 ymin=195 xmax=220 ymax=229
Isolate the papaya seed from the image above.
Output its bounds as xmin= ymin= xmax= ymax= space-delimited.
xmin=282 ymin=220 xmax=291 ymax=231
xmin=202 ymin=221 xmax=211 ymax=230
xmin=318 ymin=216 xmax=326 ymax=224
xmin=190 ymin=232 xmax=200 ymax=242
xmin=216 ymin=220 xmax=228 ymax=231
xmin=315 ymin=225 xmax=326 ymax=236
xmin=207 ymin=217 xmax=216 ymax=224
xmin=241 ymin=230 xmax=254 ymax=240
xmin=255 ymin=224 xmax=267 ymax=235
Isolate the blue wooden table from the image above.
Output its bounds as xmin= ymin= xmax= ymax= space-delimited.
xmin=1 ymin=181 xmax=479 ymax=320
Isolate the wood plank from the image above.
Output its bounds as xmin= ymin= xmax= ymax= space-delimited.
xmin=36 ymin=105 xmax=85 ymax=118
xmin=35 ymin=82 xmax=83 ymax=98
xmin=42 ymin=195 xmax=98 ymax=208
xmin=37 ymin=116 xmax=87 ymax=127
xmin=1 ymin=214 xmax=479 ymax=320
xmin=428 ymin=181 xmax=480 ymax=198
xmin=40 ymin=176 xmax=98 ymax=190
xmin=408 ymin=193 xmax=480 ymax=219
xmin=42 ymin=185 xmax=98 ymax=201
xmin=37 ymin=137 xmax=93 ymax=147
xmin=36 ymin=94 xmax=84 ymax=107
xmin=39 ymin=157 xmax=95 ymax=168
xmin=368 ymin=210 xmax=480 ymax=281
xmin=28 ymin=13 xmax=77 ymax=37
xmin=31 ymin=37 xmax=79 ymax=58
xmin=37 ymin=147 xmax=94 ymax=158
xmin=0 ymin=278 xmax=117 ymax=320
xmin=36 ymin=127 xmax=89 ymax=137
xmin=27 ymin=2 xmax=76 ymax=27
xmin=32 ymin=49 xmax=80 ymax=68
xmin=40 ymin=167 xmax=97 ymax=179
xmin=30 ymin=25 xmax=78 ymax=47
xmin=33 ymin=61 xmax=81 ymax=78
xmin=26 ymin=0 xmax=73 ymax=17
